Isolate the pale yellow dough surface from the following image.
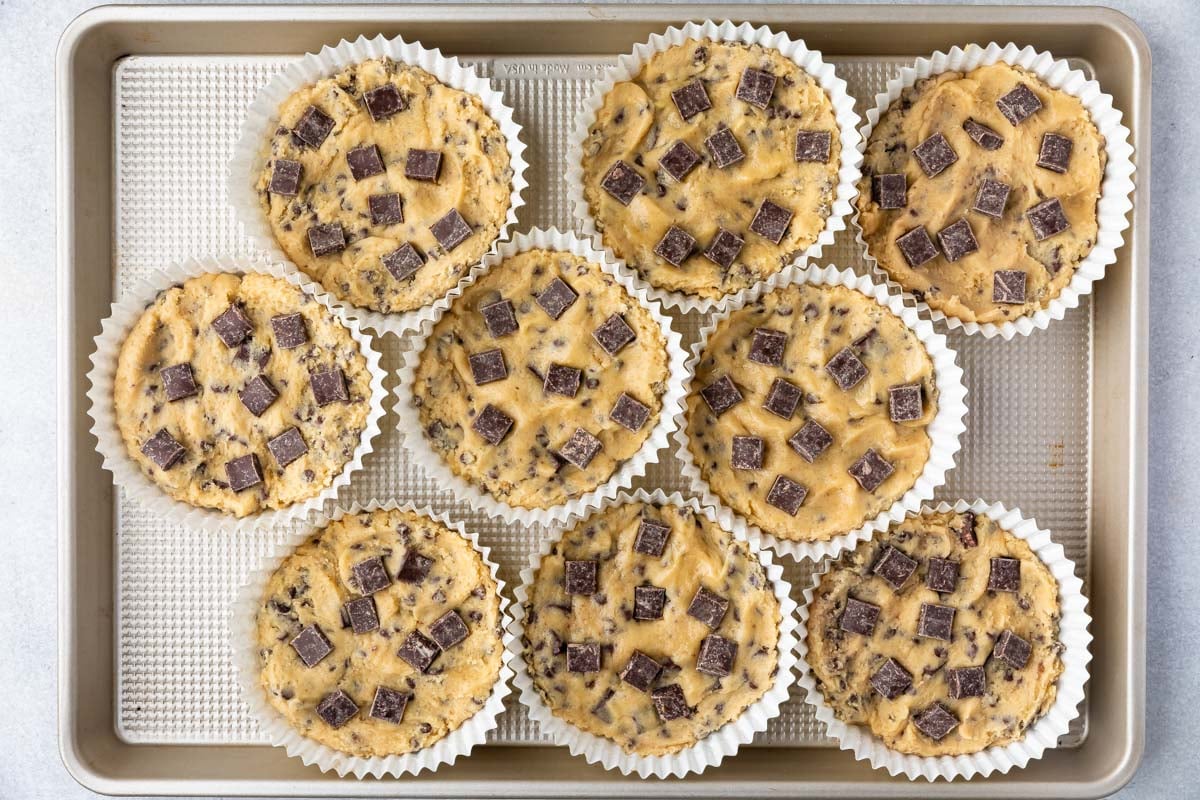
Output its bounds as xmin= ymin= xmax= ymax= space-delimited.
xmin=857 ymin=63 xmax=1106 ymax=325
xmin=522 ymin=501 xmax=781 ymax=756
xmin=413 ymin=249 xmax=670 ymax=509
xmin=113 ymin=273 xmax=371 ymax=517
xmin=257 ymin=58 xmax=513 ymax=314
xmin=807 ymin=511 xmax=1064 ymax=756
xmin=581 ymin=40 xmax=840 ymax=300
xmin=255 ymin=509 xmax=504 ymax=757
xmin=686 ymin=282 xmax=936 ymax=542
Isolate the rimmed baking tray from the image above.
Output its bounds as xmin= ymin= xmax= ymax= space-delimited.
xmin=56 ymin=4 xmax=1148 ymax=797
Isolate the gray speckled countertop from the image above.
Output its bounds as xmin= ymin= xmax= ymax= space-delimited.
xmin=3 ymin=0 xmax=1191 ymax=797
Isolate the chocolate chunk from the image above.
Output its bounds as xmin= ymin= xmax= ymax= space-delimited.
xmin=913 ymin=702 xmax=958 ymax=740
xmin=212 ymin=305 xmax=253 ymax=348
xmin=268 ymin=159 xmax=302 ymax=196
xmin=937 ymin=218 xmax=979 ymax=262
xmin=633 ymin=585 xmax=667 ymax=620
xmin=1037 ymin=132 xmax=1073 ymax=173
xmin=592 ymin=313 xmax=636 ymax=355
xmin=397 ymin=630 xmax=440 ymax=672
xmin=270 ymin=313 xmax=308 ymax=349
xmin=267 ymin=427 xmax=308 ymax=467
xmin=289 ymin=624 xmax=333 ymax=667
xmin=699 ymin=375 xmax=743 ymax=416
xmin=364 ymin=84 xmax=405 ymax=121
xmin=913 ymin=132 xmax=958 ymax=177
xmin=141 ymin=428 xmax=185 ymax=470
xmin=896 ymin=226 xmax=939 ymax=268
xmin=670 ymin=79 xmax=711 ymax=120
xmin=619 ymin=650 xmax=662 ymax=692
xmin=955 ymin=511 xmax=978 ymax=547
xmin=795 ymin=130 xmax=832 ymax=162
xmin=566 ymin=642 xmax=601 ymax=673
xmin=472 ymin=404 xmax=513 ymax=445
xmin=429 ymin=208 xmax=472 ymax=252
xmin=870 ymin=657 xmax=913 ymax=700
xmin=888 ymin=383 xmax=924 ymax=422
xmin=963 ymin=118 xmax=1004 ymax=150
xmin=610 ymin=392 xmax=651 ymax=432
xmin=369 ymin=686 xmax=410 ymax=725
xmin=600 ymin=160 xmax=645 ymax=206
xmin=480 ymin=299 xmax=518 ymax=338
xmin=559 ymin=428 xmax=602 ymax=469
xmin=825 ymin=346 xmax=868 ymax=391
xmin=352 ymin=555 xmax=392 ymax=594
xmin=926 ymin=557 xmax=960 ymax=594
xmin=382 ymin=242 xmax=425 ymax=282
xmin=310 ymin=367 xmax=348 ymax=406
xmin=849 ymin=449 xmax=894 ymax=492
xmin=565 ymin=559 xmax=598 ymax=595
xmin=468 ymin=348 xmax=507 ymax=385
xmin=993 ymin=629 xmax=1032 ymax=669
xmin=634 ymin=518 xmax=671 ymax=557
xmin=704 ymin=127 xmax=744 ymax=169
xmin=344 ymin=596 xmax=379 ymax=634
xmin=988 ymin=557 xmax=1022 ymax=592
xmin=315 ymin=690 xmax=359 ymax=728
xmin=763 ymin=377 xmax=802 ymax=420
xmin=161 ymin=363 xmax=197 ymax=402
xmin=307 ymin=223 xmax=346 ymax=256
xmin=225 ymin=454 xmax=263 ymax=492
xmin=696 ymin=634 xmax=737 ymax=677
xmin=749 ymin=199 xmax=793 ymax=244
xmin=292 ymin=105 xmax=334 ymax=149
xmin=731 ymin=435 xmax=764 ymax=470
xmin=368 ymin=192 xmax=403 ymax=226
xmin=395 ymin=550 xmax=432 ymax=585
xmin=536 ymin=277 xmax=578 ymax=320
xmin=238 ymin=374 xmax=278 ymax=417
xmin=654 ymin=225 xmax=696 ymax=267
xmin=947 ymin=665 xmax=986 ymax=699
xmin=766 ymin=475 xmax=808 ymax=516
xmin=651 ymin=684 xmax=692 ymax=721
xmin=993 ymin=270 xmax=1027 ymax=304
xmin=917 ymin=602 xmax=956 ymax=641
xmin=788 ymin=419 xmax=833 ymax=463
xmin=703 ymin=228 xmax=745 ymax=270
xmin=659 ymin=140 xmax=701 ymax=183
xmin=872 ymin=173 xmax=907 ymax=209
xmin=543 ymin=363 xmax=581 ymax=397
xmin=839 ymin=597 xmax=879 ymax=636
xmin=996 ymin=84 xmax=1042 ymax=126
xmin=972 ymin=178 xmax=1011 ymax=219
xmin=736 ymin=67 xmax=777 ymax=108
xmin=405 ymin=148 xmax=442 ymax=182
xmin=687 ymin=587 xmax=729 ymax=629
xmin=748 ymin=327 xmax=788 ymax=366
xmin=346 ymin=144 xmax=385 ymax=181
xmin=429 ymin=610 xmax=469 ymax=650
xmin=872 ymin=545 xmax=918 ymax=590
xmin=1026 ymin=198 xmax=1070 ymax=240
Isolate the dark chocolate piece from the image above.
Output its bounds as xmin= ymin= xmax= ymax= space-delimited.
xmin=238 ymin=374 xmax=278 ymax=417
xmin=369 ymin=686 xmax=410 ymax=725
xmin=913 ymin=132 xmax=958 ymax=177
xmin=405 ymin=148 xmax=442 ymax=182
xmin=955 ymin=511 xmax=978 ymax=548
xmin=472 ymin=404 xmax=513 ymax=445
xmin=926 ymin=557 xmax=960 ymax=594
xmin=161 ymin=363 xmax=197 ymax=402
xmin=972 ymin=178 xmax=1011 ymax=219
xmin=896 ymin=226 xmax=939 ymax=268
xmin=870 ymin=657 xmax=913 ymax=700
xmin=212 ymin=305 xmax=253 ymax=348
xmin=937 ymin=218 xmax=979 ymax=262
xmin=704 ymin=127 xmax=744 ymax=169
xmin=849 ymin=449 xmax=894 ymax=492
xmin=992 ymin=270 xmax=1027 ymax=304
xmin=368 ymin=192 xmax=404 ymax=226
xmin=270 ymin=313 xmax=308 ymax=349
xmin=788 ymin=419 xmax=833 ymax=463
xmin=307 ymin=223 xmax=346 ymax=257
xmin=566 ymin=642 xmax=601 ymax=673
xmin=429 ymin=610 xmax=469 ymax=650
xmin=468 ymin=348 xmax=508 ymax=385
xmin=536 ymin=277 xmax=578 ymax=320
xmin=839 ymin=597 xmax=879 ymax=636
xmin=794 ymin=130 xmax=832 ymax=162
xmin=651 ymin=684 xmax=692 ymax=721
xmin=687 ymin=587 xmax=729 ymax=629
xmin=225 ymin=454 xmax=263 ymax=493
xmin=315 ymin=690 xmax=359 ymax=728
xmin=267 ymin=427 xmax=308 ymax=467
xmin=1026 ymin=197 xmax=1070 ymax=240
xmin=397 ymin=630 xmax=440 ymax=672
xmin=696 ymin=634 xmax=737 ymax=677
xmin=619 ymin=650 xmax=662 ymax=692
xmin=352 ymin=556 xmax=392 ymax=594
xmin=633 ymin=518 xmax=671 ymax=557
xmin=480 ymin=299 xmax=518 ymax=338
xmin=382 ymin=242 xmax=425 ymax=282
xmin=825 ymin=346 xmax=868 ymax=391
xmin=993 ymin=629 xmax=1032 ymax=669
xmin=429 ymin=208 xmax=472 ymax=252
xmin=364 ymin=84 xmax=405 ymax=122
xmin=310 ymin=367 xmax=348 ymax=406
xmin=736 ymin=67 xmax=777 ymax=108
xmin=344 ymin=596 xmax=379 ymax=634
xmin=292 ymin=105 xmax=334 ymax=149
xmin=703 ymin=228 xmax=745 ymax=270
xmin=543 ymin=363 xmax=581 ymax=397
xmin=963 ymin=118 xmax=1004 ymax=150
xmin=600 ymin=160 xmax=645 ymax=206
xmin=763 ymin=377 xmax=802 ymax=420
xmin=289 ymin=624 xmax=333 ymax=667
xmin=1037 ymin=132 xmax=1073 ymax=173
xmin=699 ymin=375 xmax=743 ymax=416
xmin=872 ymin=545 xmax=918 ymax=590
xmin=654 ymin=225 xmax=696 ymax=267
xmin=872 ymin=173 xmax=907 ymax=209
xmin=749 ymin=199 xmax=793 ymax=244
xmin=395 ymin=550 xmax=432 ymax=585
xmin=268 ymin=159 xmax=302 ymax=196
xmin=731 ymin=435 xmax=764 ymax=470
xmin=346 ymin=144 xmax=385 ymax=181
xmin=559 ymin=428 xmax=603 ymax=469
xmin=888 ymin=383 xmax=924 ymax=423
xmin=917 ymin=602 xmax=956 ymax=641
xmin=947 ymin=665 xmax=986 ymax=699
xmin=658 ymin=140 xmax=701 ymax=183
xmin=913 ymin=702 xmax=958 ymax=741
xmin=592 ymin=313 xmax=636 ymax=355
xmin=748 ymin=327 xmax=788 ymax=366
xmin=564 ymin=559 xmax=598 ymax=596
xmin=988 ymin=556 xmax=1022 ymax=592
xmin=633 ymin=585 xmax=667 ymax=620
xmin=766 ymin=474 xmax=808 ymax=516
xmin=996 ymin=84 xmax=1042 ymax=126
xmin=610 ymin=392 xmax=651 ymax=432
xmin=670 ymin=79 xmax=711 ymax=120
xmin=141 ymin=429 xmax=185 ymax=470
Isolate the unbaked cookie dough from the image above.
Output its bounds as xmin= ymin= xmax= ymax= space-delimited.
xmin=580 ymin=40 xmax=841 ymax=300
xmin=413 ymin=248 xmax=671 ymax=509
xmin=806 ymin=510 xmax=1064 ymax=756
xmin=114 ymin=272 xmax=372 ymax=517
xmin=255 ymin=508 xmax=504 ymax=757
xmin=521 ymin=500 xmax=781 ymax=756
xmin=857 ymin=62 xmax=1106 ymax=325
xmin=686 ymin=282 xmax=936 ymax=543
xmin=257 ymin=57 xmax=514 ymax=314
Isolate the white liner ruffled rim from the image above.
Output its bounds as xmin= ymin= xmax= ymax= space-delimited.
xmin=795 ymin=499 xmax=1093 ymax=781
xmin=506 ymin=489 xmax=798 ymax=778
xmin=672 ymin=262 xmax=968 ymax=563
xmin=86 ymin=256 xmax=387 ymax=533
xmin=852 ymin=42 xmax=1135 ymax=339
xmin=229 ymin=500 xmax=514 ymax=778
xmin=227 ymin=33 xmax=529 ymax=338
xmin=566 ymin=20 xmax=863 ymax=314
xmin=395 ymin=227 xmax=689 ymax=528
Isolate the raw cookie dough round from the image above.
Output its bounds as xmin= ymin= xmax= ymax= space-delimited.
xmin=806 ymin=509 xmax=1064 ymax=756
xmin=856 ymin=62 xmax=1106 ymax=325
xmin=580 ymin=40 xmax=841 ymax=300
xmin=114 ymin=272 xmax=372 ymax=517
xmin=686 ymin=282 xmax=936 ymax=543
xmin=255 ymin=508 xmax=504 ymax=757
xmin=522 ymin=500 xmax=781 ymax=756
xmin=257 ymin=57 xmax=514 ymax=314
xmin=413 ymin=248 xmax=671 ymax=509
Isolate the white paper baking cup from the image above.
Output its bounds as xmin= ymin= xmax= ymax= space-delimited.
xmin=229 ymin=500 xmax=514 ymax=778
xmin=795 ymin=499 xmax=1093 ymax=781
xmin=853 ymin=42 xmax=1135 ymax=339
xmin=228 ymin=33 xmax=529 ymax=337
xmin=567 ymin=20 xmax=863 ymax=314
xmin=507 ymin=489 xmax=798 ymax=778
xmin=86 ymin=255 xmax=387 ymax=533
xmin=673 ymin=262 xmax=967 ymax=563
xmin=395 ymin=227 xmax=689 ymax=528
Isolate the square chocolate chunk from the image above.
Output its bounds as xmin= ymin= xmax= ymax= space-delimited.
xmin=364 ymin=83 xmax=405 ymax=121
xmin=544 ymin=363 xmax=581 ymax=397
xmin=430 ymin=208 xmax=472 ymax=252
xmin=703 ymin=228 xmax=745 ymax=270
xmin=872 ymin=545 xmax=918 ymax=590
xmin=888 ymin=383 xmax=924 ymax=423
xmin=225 ymin=454 xmax=263 ymax=493
xmin=870 ymin=657 xmax=913 ymax=700
xmin=763 ymin=377 xmax=802 ymax=420
xmin=344 ymin=596 xmax=379 ymax=634
xmin=839 ymin=597 xmax=879 ymax=636
xmin=972 ymin=178 xmax=1011 ymax=219
xmin=238 ymin=374 xmax=279 ymax=417
xmin=472 ymin=404 xmax=513 ymax=445
xmin=926 ymin=557 xmax=960 ymax=594
xmin=993 ymin=629 xmax=1032 ymax=669
xmin=633 ymin=585 xmax=667 ymax=620
xmin=271 ymin=312 xmax=308 ymax=349
xmin=955 ymin=511 xmax=978 ymax=547
xmin=993 ymin=270 xmax=1027 ymax=305
xmin=671 ymin=79 xmax=711 ymax=120
xmin=1037 ymin=132 xmax=1073 ymax=173
xmin=429 ymin=610 xmax=469 ymax=650
xmin=610 ymin=392 xmax=651 ymax=432
xmin=368 ymin=192 xmax=404 ymax=226
xmin=141 ymin=428 xmax=184 ymax=470
xmin=536 ymin=277 xmax=578 ymax=320
xmin=825 ymin=346 xmax=868 ymax=391
xmin=696 ymin=634 xmax=737 ymax=677
xmin=748 ymin=327 xmax=788 ymax=366
xmin=397 ymin=630 xmax=440 ymax=672
xmin=395 ymin=550 xmax=432 ymax=585
xmin=913 ymin=132 xmax=958 ymax=177
xmin=212 ymin=305 xmax=253 ymax=348
xmin=346 ymin=144 xmax=385 ymax=181
xmin=468 ymin=348 xmax=508 ymax=385
xmin=788 ymin=419 xmax=833 ymax=463
xmin=963 ymin=118 xmax=1004 ymax=150
xmin=913 ymin=702 xmax=958 ymax=741
xmin=161 ymin=363 xmax=197 ymax=402
xmin=383 ymin=242 xmax=425 ymax=282
xmin=369 ymin=686 xmax=410 ymax=725
xmin=731 ymin=435 xmax=764 ymax=470
xmin=352 ymin=555 xmax=392 ymax=594
xmin=736 ymin=67 xmax=777 ymax=108
xmin=267 ymin=426 xmax=308 ymax=467
xmin=896 ymin=226 xmax=939 ymax=268
xmin=687 ymin=587 xmax=729 ymax=629
xmin=307 ymin=223 xmax=346 ymax=257
xmin=592 ymin=313 xmax=636 ymax=355
xmin=619 ymin=650 xmax=663 ymax=692
xmin=316 ymin=690 xmax=359 ymax=729
xmin=997 ymin=83 xmax=1042 ymax=126
xmin=766 ymin=475 xmax=808 ymax=516
xmin=310 ymin=367 xmax=348 ymax=406
xmin=559 ymin=428 xmax=603 ymax=469
xmin=849 ymin=449 xmax=894 ymax=492
xmin=1026 ymin=197 xmax=1070 ymax=240
xmin=988 ymin=556 xmax=1021 ymax=592
xmin=480 ymin=299 xmax=518 ymax=338
xmin=600 ymin=160 xmax=645 ymax=206
xmin=651 ymin=684 xmax=692 ymax=721
xmin=634 ymin=518 xmax=671 ymax=557
xmin=749 ymin=199 xmax=793 ymax=244
xmin=937 ymin=218 xmax=979 ymax=262
xmin=795 ymin=130 xmax=832 ymax=162
xmin=290 ymin=624 xmax=333 ymax=667
xmin=917 ymin=603 xmax=956 ymax=641
xmin=947 ymin=665 xmax=986 ymax=699
xmin=705 ymin=127 xmax=745 ymax=169
xmin=654 ymin=225 xmax=696 ymax=267
xmin=565 ymin=559 xmax=598 ymax=596
xmin=292 ymin=105 xmax=334 ymax=149
xmin=566 ymin=642 xmax=601 ymax=673
xmin=872 ymin=173 xmax=907 ymax=209
xmin=699 ymin=375 xmax=743 ymax=416
xmin=269 ymin=159 xmax=302 ymax=196
xmin=658 ymin=140 xmax=701 ymax=183
xmin=405 ymin=148 xmax=442 ymax=182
